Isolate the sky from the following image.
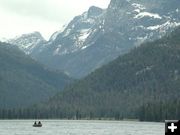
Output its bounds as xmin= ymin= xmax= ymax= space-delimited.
xmin=0 ymin=0 xmax=110 ymax=40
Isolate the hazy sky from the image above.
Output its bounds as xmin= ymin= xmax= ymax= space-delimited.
xmin=0 ymin=0 xmax=110 ymax=40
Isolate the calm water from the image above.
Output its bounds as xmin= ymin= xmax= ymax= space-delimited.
xmin=0 ymin=120 xmax=164 ymax=135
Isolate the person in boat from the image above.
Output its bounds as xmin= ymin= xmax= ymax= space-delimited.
xmin=38 ymin=121 xmax=42 ymax=125
xmin=34 ymin=121 xmax=37 ymax=125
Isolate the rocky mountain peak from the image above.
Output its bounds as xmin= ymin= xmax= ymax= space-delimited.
xmin=8 ymin=0 xmax=180 ymax=78
xmin=87 ymin=6 xmax=104 ymax=18
xmin=7 ymin=31 xmax=46 ymax=54
xmin=18 ymin=31 xmax=44 ymax=39
xmin=109 ymin=0 xmax=131 ymax=8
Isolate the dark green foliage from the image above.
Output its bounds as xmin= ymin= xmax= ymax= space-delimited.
xmin=36 ymin=27 xmax=180 ymax=121
xmin=2 ymin=27 xmax=180 ymax=121
xmin=0 ymin=42 xmax=72 ymax=108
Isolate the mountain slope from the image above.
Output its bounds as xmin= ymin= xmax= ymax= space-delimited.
xmin=0 ymin=42 xmax=72 ymax=108
xmin=28 ymin=27 xmax=180 ymax=121
xmin=31 ymin=0 xmax=180 ymax=78
xmin=29 ymin=6 xmax=106 ymax=78
xmin=8 ymin=1 xmax=180 ymax=79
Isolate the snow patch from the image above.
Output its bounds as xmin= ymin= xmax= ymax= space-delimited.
xmin=134 ymin=12 xmax=162 ymax=19
xmin=63 ymin=29 xmax=71 ymax=37
xmin=78 ymin=29 xmax=91 ymax=43
xmin=147 ymin=25 xmax=161 ymax=30
xmin=53 ymin=45 xmax=62 ymax=56
xmin=136 ymin=66 xmax=154 ymax=75
xmin=83 ymin=18 xmax=96 ymax=24
xmin=81 ymin=45 xmax=89 ymax=50
xmin=134 ymin=9 xmax=141 ymax=13
xmin=132 ymin=3 xmax=146 ymax=11
xmin=176 ymin=8 xmax=179 ymax=13
xmin=136 ymin=36 xmax=148 ymax=45
xmin=7 ymin=32 xmax=45 ymax=54
xmin=147 ymin=21 xmax=180 ymax=31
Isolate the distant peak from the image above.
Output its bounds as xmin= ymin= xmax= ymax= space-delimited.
xmin=87 ymin=6 xmax=103 ymax=17
xmin=24 ymin=31 xmax=42 ymax=37
xmin=15 ymin=31 xmax=45 ymax=40
xmin=88 ymin=6 xmax=102 ymax=11
xmin=109 ymin=0 xmax=131 ymax=7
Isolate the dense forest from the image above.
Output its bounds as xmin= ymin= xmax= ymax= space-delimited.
xmin=0 ymin=42 xmax=72 ymax=108
xmin=1 ymin=27 xmax=180 ymax=121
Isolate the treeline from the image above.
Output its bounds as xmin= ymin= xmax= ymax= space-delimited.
xmin=1 ymin=99 xmax=180 ymax=122
xmin=0 ymin=106 xmax=139 ymax=120
xmin=139 ymin=100 xmax=180 ymax=122
xmin=0 ymin=108 xmax=124 ymax=120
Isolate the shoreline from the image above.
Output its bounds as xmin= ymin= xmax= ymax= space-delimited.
xmin=0 ymin=119 xmax=164 ymax=123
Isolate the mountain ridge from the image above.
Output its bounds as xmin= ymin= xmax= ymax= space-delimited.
xmin=7 ymin=31 xmax=46 ymax=55
xmin=0 ymin=42 xmax=72 ymax=108
xmin=23 ymin=26 xmax=180 ymax=121
xmin=7 ymin=0 xmax=180 ymax=78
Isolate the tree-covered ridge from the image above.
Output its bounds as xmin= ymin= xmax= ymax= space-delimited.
xmin=28 ymin=27 xmax=180 ymax=121
xmin=0 ymin=42 xmax=72 ymax=108
xmin=1 ymin=27 xmax=180 ymax=121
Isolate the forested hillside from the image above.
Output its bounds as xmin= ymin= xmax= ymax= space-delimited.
xmin=1 ymin=27 xmax=180 ymax=121
xmin=0 ymin=42 xmax=72 ymax=108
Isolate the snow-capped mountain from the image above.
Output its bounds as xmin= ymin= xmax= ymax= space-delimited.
xmin=7 ymin=32 xmax=46 ymax=54
xmin=104 ymin=0 xmax=180 ymax=46
xmin=29 ymin=6 xmax=107 ymax=78
xmin=41 ymin=6 xmax=105 ymax=56
xmin=8 ymin=1 xmax=180 ymax=78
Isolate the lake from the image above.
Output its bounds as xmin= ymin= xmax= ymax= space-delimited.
xmin=0 ymin=120 xmax=164 ymax=135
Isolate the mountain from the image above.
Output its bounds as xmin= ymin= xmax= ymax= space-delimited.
xmin=29 ymin=6 xmax=106 ymax=78
xmin=105 ymin=0 xmax=180 ymax=44
xmin=7 ymin=32 xmax=46 ymax=55
xmin=20 ymin=27 xmax=180 ymax=121
xmin=0 ymin=42 xmax=72 ymax=108
xmin=9 ymin=1 xmax=180 ymax=78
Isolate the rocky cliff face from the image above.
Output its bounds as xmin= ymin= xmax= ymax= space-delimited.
xmin=31 ymin=6 xmax=107 ymax=78
xmin=105 ymin=0 xmax=180 ymax=46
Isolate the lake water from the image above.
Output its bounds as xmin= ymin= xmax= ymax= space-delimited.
xmin=0 ymin=120 xmax=164 ymax=135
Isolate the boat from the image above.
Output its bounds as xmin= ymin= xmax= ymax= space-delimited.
xmin=33 ymin=124 xmax=42 ymax=127
xmin=33 ymin=121 xmax=42 ymax=127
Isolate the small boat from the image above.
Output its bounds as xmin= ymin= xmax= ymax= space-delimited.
xmin=33 ymin=121 xmax=42 ymax=127
xmin=33 ymin=124 xmax=42 ymax=127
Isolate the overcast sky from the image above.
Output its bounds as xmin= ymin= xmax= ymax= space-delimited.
xmin=0 ymin=0 xmax=110 ymax=40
